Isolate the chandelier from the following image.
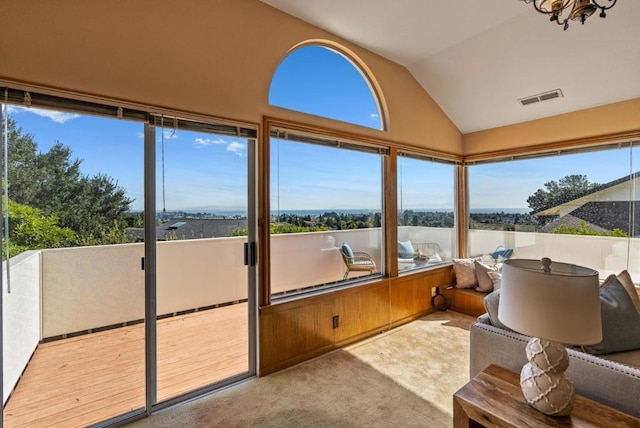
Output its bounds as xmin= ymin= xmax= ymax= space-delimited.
xmin=521 ymin=0 xmax=617 ymax=30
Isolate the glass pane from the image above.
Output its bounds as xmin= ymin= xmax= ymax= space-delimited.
xmin=397 ymin=156 xmax=455 ymax=272
xmin=269 ymin=45 xmax=383 ymax=130
xmin=2 ymin=106 xmax=145 ymax=425
xmin=155 ymin=125 xmax=249 ymax=403
xmin=468 ymin=146 xmax=637 ymax=280
xmin=625 ymin=143 xmax=640 ymax=282
xmin=270 ymin=137 xmax=383 ymax=297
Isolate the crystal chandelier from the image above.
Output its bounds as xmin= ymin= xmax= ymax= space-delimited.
xmin=521 ymin=0 xmax=617 ymax=30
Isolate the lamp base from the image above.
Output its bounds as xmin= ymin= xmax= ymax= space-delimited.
xmin=519 ymin=338 xmax=575 ymax=417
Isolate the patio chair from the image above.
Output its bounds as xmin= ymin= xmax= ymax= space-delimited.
xmin=340 ymin=243 xmax=376 ymax=280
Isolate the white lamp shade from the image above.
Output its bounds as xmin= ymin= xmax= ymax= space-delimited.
xmin=498 ymin=259 xmax=602 ymax=345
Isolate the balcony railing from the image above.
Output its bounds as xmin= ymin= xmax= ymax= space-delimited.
xmin=3 ymin=227 xmax=640 ymax=423
xmin=468 ymin=228 xmax=640 ymax=280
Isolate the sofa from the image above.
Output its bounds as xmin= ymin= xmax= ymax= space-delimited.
xmin=470 ymin=313 xmax=640 ymax=417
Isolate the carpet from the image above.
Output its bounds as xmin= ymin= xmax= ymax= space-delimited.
xmin=126 ymin=310 xmax=475 ymax=427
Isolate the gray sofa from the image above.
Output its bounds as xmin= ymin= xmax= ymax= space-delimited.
xmin=470 ymin=314 xmax=640 ymax=418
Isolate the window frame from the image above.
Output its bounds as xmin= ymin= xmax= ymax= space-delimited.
xmin=268 ymin=41 xmax=387 ymax=131
xmin=263 ymin=119 xmax=390 ymax=304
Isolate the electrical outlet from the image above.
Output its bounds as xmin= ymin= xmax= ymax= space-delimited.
xmin=332 ymin=315 xmax=339 ymax=329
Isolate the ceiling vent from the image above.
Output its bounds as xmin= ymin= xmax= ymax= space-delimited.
xmin=518 ymin=89 xmax=564 ymax=107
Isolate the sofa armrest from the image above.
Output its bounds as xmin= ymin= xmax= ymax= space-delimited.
xmin=476 ymin=313 xmax=491 ymax=325
xmin=469 ymin=321 xmax=529 ymax=379
xmin=470 ymin=321 xmax=640 ymax=418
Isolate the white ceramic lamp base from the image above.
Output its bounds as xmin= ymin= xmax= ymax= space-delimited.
xmin=519 ymin=337 xmax=575 ymax=417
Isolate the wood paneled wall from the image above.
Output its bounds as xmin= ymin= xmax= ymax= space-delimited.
xmin=389 ymin=267 xmax=456 ymax=327
xmin=259 ymin=265 xmax=456 ymax=375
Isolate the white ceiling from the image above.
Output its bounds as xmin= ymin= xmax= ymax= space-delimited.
xmin=260 ymin=0 xmax=640 ymax=134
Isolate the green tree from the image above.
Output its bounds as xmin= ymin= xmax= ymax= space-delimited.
xmin=527 ymin=174 xmax=600 ymax=214
xmin=5 ymin=118 xmax=134 ymax=243
xmin=3 ymin=198 xmax=75 ymax=259
xmin=553 ymin=220 xmax=627 ymax=237
xmin=231 ymin=223 xmax=330 ymax=236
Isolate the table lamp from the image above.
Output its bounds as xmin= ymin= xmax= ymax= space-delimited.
xmin=498 ymin=257 xmax=602 ymax=417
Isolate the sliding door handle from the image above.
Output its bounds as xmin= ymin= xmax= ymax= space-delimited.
xmin=244 ymin=242 xmax=257 ymax=267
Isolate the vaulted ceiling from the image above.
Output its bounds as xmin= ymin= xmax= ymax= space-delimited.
xmin=261 ymin=0 xmax=640 ymax=134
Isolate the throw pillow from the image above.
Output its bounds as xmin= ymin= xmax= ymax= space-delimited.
xmin=341 ymin=242 xmax=354 ymax=259
xmin=474 ymin=261 xmax=498 ymax=292
xmin=398 ymin=240 xmax=415 ymax=259
xmin=599 ymin=273 xmax=616 ymax=288
xmin=582 ymin=276 xmax=640 ymax=355
xmin=453 ymin=258 xmax=478 ymax=288
xmin=488 ymin=271 xmax=502 ymax=290
xmin=483 ymin=289 xmax=510 ymax=330
xmin=617 ymin=270 xmax=640 ymax=314
xmin=491 ymin=246 xmax=513 ymax=261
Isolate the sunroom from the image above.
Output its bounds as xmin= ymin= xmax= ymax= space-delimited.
xmin=1 ymin=1 xmax=639 ymax=427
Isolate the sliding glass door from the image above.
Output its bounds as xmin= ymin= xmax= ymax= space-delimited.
xmin=2 ymin=106 xmax=146 ymax=426
xmin=1 ymin=90 xmax=258 ymax=427
xmin=153 ymin=118 xmax=256 ymax=404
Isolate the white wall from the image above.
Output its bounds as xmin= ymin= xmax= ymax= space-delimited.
xmin=469 ymin=229 xmax=640 ymax=280
xmin=3 ymin=251 xmax=41 ymax=405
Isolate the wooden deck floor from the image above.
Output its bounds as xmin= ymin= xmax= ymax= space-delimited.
xmin=4 ymin=303 xmax=249 ymax=428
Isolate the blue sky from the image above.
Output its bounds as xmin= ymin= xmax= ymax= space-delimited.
xmin=3 ymin=45 xmax=637 ymax=213
xmin=5 ymin=106 xmax=248 ymax=212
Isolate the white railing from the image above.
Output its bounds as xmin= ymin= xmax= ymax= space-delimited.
xmin=469 ymin=229 xmax=640 ymax=280
xmin=271 ymin=228 xmax=383 ymax=292
xmin=37 ymin=229 xmax=385 ymax=338
xmin=30 ymin=227 xmax=640 ymax=339
xmin=3 ymin=250 xmax=41 ymax=405
xmin=5 ymin=227 xmax=640 ymax=404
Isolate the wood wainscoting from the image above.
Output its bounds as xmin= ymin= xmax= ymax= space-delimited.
xmin=259 ymin=265 xmax=455 ymax=375
xmin=442 ymin=287 xmax=487 ymax=318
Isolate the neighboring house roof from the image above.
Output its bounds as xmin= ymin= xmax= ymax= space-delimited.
xmin=538 ymin=214 xmax=610 ymax=235
xmin=126 ymin=218 xmax=247 ymax=242
xmin=534 ymin=172 xmax=640 ymax=236
xmin=535 ymin=172 xmax=640 ymax=218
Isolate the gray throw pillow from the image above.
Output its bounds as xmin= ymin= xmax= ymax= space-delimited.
xmin=483 ymin=289 xmax=510 ymax=330
xmin=488 ymin=271 xmax=502 ymax=290
xmin=583 ymin=276 xmax=640 ymax=355
xmin=474 ymin=261 xmax=498 ymax=292
xmin=617 ymin=270 xmax=640 ymax=314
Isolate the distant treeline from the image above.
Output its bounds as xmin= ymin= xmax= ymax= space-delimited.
xmin=269 ymin=210 xmax=537 ymax=231
xmin=272 ymin=211 xmax=382 ymax=230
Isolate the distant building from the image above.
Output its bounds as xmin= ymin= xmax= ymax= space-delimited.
xmin=126 ymin=218 xmax=248 ymax=242
xmin=535 ymin=172 xmax=640 ymax=236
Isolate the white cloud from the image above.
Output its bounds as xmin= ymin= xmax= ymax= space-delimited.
xmin=194 ymin=137 xmax=227 ymax=148
xmin=136 ymin=131 xmax=144 ymax=139
xmin=227 ymin=141 xmax=246 ymax=156
xmin=6 ymin=106 xmax=80 ymax=123
xmin=369 ymin=113 xmax=379 ymax=119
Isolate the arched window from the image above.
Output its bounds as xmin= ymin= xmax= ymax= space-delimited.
xmin=269 ymin=44 xmax=384 ymax=130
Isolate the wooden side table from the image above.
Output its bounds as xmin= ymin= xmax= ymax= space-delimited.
xmin=453 ymin=364 xmax=640 ymax=427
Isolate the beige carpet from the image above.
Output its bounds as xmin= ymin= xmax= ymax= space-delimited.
xmin=127 ymin=311 xmax=475 ymax=428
